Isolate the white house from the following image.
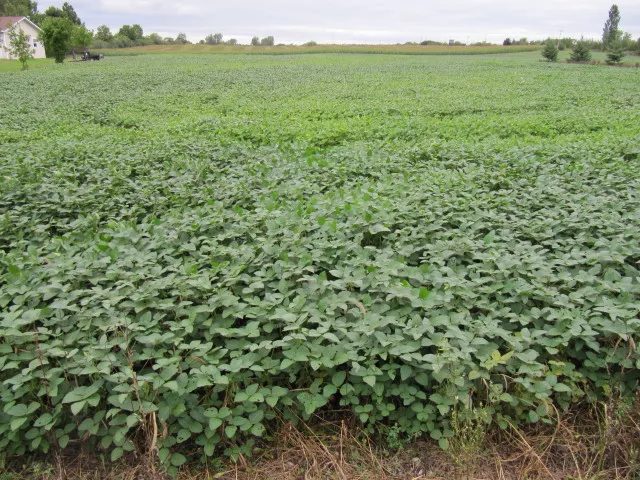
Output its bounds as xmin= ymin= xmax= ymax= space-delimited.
xmin=0 ymin=16 xmax=46 ymax=60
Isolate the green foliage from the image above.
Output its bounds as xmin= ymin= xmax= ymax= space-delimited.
xmin=606 ymin=41 xmax=625 ymax=65
xmin=117 ymin=24 xmax=143 ymax=42
xmin=541 ymin=39 xmax=558 ymax=62
xmin=0 ymin=0 xmax=37 ymax=18
xmin=569 ymin=40 xmax=592 ymax=63
xmin=251 ymin=36 xmax=259 ymax=46
xmin=0 ymin=54 xmax=639 ymax=471
xmin=41 ymin=2 xmax=81 ymax=26
xmin=94 ymin=25 xmax=113 ymax=42
xmin=6 ymin=22 xmax=34 ymax=70
xmin=39 ymin=16 xmax=73 ymax=63
xmin=260 ymin=36 xmax=275 ymax=46
xmin=175 ymin=32 xmax=189 ymax=45
xmin=204 ymin=33 xmax=223 ymax=45
xmin=70 ymin=24 xmax=92 ymax=49
xmin=602 ymin=4 xmax=621 ymax=49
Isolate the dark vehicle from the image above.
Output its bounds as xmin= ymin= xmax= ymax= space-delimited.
xmin=81 ymin=51 xmax=104 ymax=61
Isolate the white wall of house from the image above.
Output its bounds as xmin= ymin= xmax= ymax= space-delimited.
xmin=0 ymin=18 xmax=46 ymax=60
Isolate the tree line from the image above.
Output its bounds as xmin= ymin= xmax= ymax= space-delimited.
xmin=541 ymin=5 xmax=639 ymax=64
xmin=92 ymin=27 xmax=276 ymax=49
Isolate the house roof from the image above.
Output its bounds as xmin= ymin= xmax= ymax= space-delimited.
xmin=0 ymin=16 xmax=41 ymax=32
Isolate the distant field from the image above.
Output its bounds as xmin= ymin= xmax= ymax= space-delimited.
xmin=95 ymin=43 xmax=541 ymax=56
xmin=1 ymin=53 xmax=639 ymax=478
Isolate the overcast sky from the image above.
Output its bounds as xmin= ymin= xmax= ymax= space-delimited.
xmin=36 ymin=0 xmax=640 ymax=45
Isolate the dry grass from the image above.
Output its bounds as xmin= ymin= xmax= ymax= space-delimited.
xmin=2 ymin=396 xmax=639 ymax=480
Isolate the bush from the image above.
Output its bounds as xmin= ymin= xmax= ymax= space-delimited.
xmin=90 ymin=39 xmax=110 ymax=49
xmin=303 ymin=41 xmax=318 ymax=47
xmin=110 ymin=34 xmax=133 ymax=48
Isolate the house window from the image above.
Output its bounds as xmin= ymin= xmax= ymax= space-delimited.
xmin=34 ymin=42 xmax=37 ymax=48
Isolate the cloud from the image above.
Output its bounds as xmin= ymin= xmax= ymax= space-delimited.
xmin=37 ymin=0 xmax=640 ymax=44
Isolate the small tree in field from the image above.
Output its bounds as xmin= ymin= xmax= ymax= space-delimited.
xmin=569 ymin=39 xmax=592 ymax=63
xmin=541 ymin=39 xmax=558 ymax=61
xmin=606 ymin=40 xmax=625 ymax=64
xmin=7 ymin=23 xmax=34 ymax=70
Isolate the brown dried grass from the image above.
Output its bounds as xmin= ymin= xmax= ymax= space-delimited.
xmin=3 ymin=395 xmax=639 ymax=480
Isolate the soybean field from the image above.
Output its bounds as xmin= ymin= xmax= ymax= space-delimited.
xmin=1 ymin=53 xmax=639 ymax=473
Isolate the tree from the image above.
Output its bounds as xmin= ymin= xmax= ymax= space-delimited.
xmin=146 ymin=33 xmax=164 ymax=45
xmin=541 ymin=39 xmax=558 ymax=62
xmin=69 ymin=23 xmax=91 ymax=57
xmin=569 ymin=39 xmax=592 ymax=63
xmin=7 ymin=22 xmax=34 ymax=70
xmin=175 ymin=32 xmax=189 ymax=44
xmin=503 ymin=38 xmax=512 ymax=46
xmin=39 ymin=16 xmax=73 ymax=63
xmin=251 ymin=36 xmax=259 ymax=46
xmin=204 ymin=33 xmax=223 ymax=45
xmin=602 ymin=4 xmax=621 ymax=49
xmin=43 ymin=2 xmax=81 ymax=25
xmin=0 ymin=0 xmax=38 ymax=19
xmin=637 ymin=37 xmax=640 ymax=55
xmin=226 ymin=38 xmax=237 ymax=45
xmin=95 ymin=25 xmax=112 ymax=42
xmin=606 ymin=40 xmax=625 ymax=64
xmin=260 ymin=36 xmax=274 ymax=46
xmin=118 ymin=24 xmax=143 ymax=42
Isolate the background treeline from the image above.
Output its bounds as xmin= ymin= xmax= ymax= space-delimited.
xmin=91 ymin=27 xmax=276 ymax=48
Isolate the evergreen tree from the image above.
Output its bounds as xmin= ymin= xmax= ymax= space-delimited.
xmin=541 ymin=39 xmax=558 ymax=62
xmin=602 ymin=4 xmax=621 ymax=49
xmin=569 ymin=40 xmax=592 ymax=63
xmin=606 ymin=40 xmax=625 ymax=65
